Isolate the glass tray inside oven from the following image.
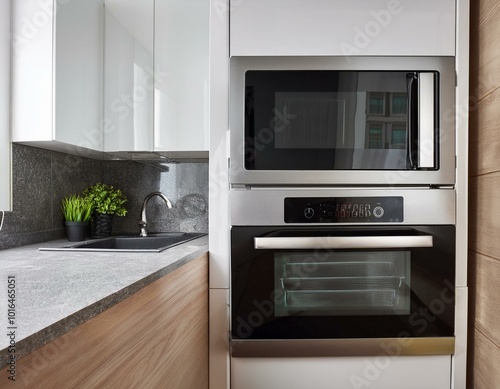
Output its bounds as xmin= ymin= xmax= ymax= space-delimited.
xmin=274 ymin=251 xmax=411 ymax=316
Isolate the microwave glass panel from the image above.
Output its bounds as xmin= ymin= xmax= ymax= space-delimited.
xmin=274 ymin=92 xmax=344 ymax=149
xmin=244 ymin=70 xmax=431 ymax=171
xmin=391 ymin=92 xmax=408 ymax=116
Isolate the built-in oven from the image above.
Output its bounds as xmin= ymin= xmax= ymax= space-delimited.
xmin=230 ymin=188 xmax=456 ymax=358
xmin=229 ymin=56 xmax=455 ymax=186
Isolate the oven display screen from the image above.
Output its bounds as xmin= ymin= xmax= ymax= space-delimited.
xmin=284 ymin=197 xmax=403 ymax=223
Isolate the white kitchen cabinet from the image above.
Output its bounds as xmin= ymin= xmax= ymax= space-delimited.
xmin=154 ymin=0 xmax=209 ymax=153
xmin=11 ymin=0 xmax=104 ymax=157
xmin=103 ymin=0 xmax=154 ymax=152
xmin=104 ymin=0 xmax=209 ymax=156
xmin=232 ymin=355 xmax=452 ymax=389
xmin=230 ymin=0 xmax=456 ymax=57
xmin=0 ymin=0 xmax=11 ymax=211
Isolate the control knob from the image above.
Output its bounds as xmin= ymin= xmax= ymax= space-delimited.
xmin=373 ymin=206 xmax=385 ymax=218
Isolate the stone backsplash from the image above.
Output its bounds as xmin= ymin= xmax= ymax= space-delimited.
xmin=0 ymin=144 xmax=208 ymax=250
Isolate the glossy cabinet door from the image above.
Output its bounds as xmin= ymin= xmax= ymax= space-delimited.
xmin=230 ymin=0 xmax=456 ymax=57
xmin=11 ymin=0 xmax=104 ymax=155
xmin=103 ymin=0 xmax=154 ymax=152
xmin=154 ymin=0 xmax=209 ymax=153
xmin=54 ymin=0 xmax=103 ymax=150
xmin=104 ymin=0 xmax=209 ymax=154
xmin=0 ymin=0 xmax=11 ymax=211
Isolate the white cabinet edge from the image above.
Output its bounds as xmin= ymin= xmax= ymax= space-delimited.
xmin=0 ymin=0 xmax=11 ymax=211
xmin=0 ymin=143 xmax=12 ymax=212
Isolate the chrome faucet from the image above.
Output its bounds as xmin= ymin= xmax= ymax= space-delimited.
xmin=139 ymin=192 xmax=173 ymax=237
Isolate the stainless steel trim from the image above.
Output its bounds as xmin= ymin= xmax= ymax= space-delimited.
xmin=254 ymin=235 xmax=433 ymax=250
xmin=419 ymin=73 xmax=436 ymax=168
xmin=230 ymin=337 xmax=455 ymax=357
xmin=231 ymin=185 xmax=448 ymax=190
xmin=230 ymin=188 xmax=456 ymax=226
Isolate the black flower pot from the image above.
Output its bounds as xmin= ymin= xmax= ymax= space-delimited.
xmin=90 ymin=213 xmax=114 ymax=238
xmin=65 ymin=221 xmax=88 ymax=242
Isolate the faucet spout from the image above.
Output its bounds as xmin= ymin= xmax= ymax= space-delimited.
xmin=139 ymin=192 xmax=173 ymax=237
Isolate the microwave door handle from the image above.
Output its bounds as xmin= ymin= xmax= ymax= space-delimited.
xmin=406 ymin=72 xmax=418 ymax=169
xmin=254 ymin=235 xmax=433 ymax=250
xmin=417 ymin=73 xmax=436 ymax=169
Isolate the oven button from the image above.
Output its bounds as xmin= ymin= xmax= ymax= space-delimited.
xmin=373 ymin=206 xmax=385 ymax=218
xmin=304 ymin=207 xmax=315 ymax=219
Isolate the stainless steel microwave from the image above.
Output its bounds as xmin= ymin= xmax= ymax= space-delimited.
xmin=229 ymin=56 xmax=456 ymax=186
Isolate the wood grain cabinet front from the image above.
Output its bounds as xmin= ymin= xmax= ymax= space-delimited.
xmin=1 ymin=253 xmax=209 ymax=389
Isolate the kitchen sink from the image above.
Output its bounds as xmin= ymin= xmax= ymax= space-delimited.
xmin=40 ymin=232 xmax=206 ymax=252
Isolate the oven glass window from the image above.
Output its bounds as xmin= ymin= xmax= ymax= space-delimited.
xmin=274 ymin=251 xmax=411 ymax=317
xmin=231 ymin=226 xmax=455 ymax=340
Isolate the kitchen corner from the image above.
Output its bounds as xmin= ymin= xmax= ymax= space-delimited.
xmin=0 ymin=143 xmax=210 ymax=380
xmin=1 ymin=0 xmax=211 ymax=384
xmin=0 ymin=234 xmax=208 ymax=368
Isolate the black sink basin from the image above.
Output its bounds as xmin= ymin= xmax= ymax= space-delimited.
xmin=47 ymin=232 xmax=206 ymax=252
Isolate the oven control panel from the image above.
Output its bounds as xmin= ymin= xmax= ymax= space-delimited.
xmin=284 ymin=197 xmax=403 ymax=223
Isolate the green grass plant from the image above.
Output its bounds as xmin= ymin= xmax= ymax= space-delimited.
xmin=61 ymin=195 xmax=93 ymax=222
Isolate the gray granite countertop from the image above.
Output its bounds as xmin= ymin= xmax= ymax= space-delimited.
xmin=0 ymin=235 xmax=208 ymax=367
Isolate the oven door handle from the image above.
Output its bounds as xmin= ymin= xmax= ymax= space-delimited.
xmin=253 ymin=235 xmax=433 ymax=250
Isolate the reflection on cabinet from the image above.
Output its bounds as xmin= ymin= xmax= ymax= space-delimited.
xmin=1 ymin=253 xmax=209 ymax=389
xmin=0 ymin=0 xmax=11 ymax=210
xmin=230 ymin=0 xmax=456 ymax=56
xmin=104 ymin=0 xmax=154 ymax=152
xmin=154 ymin=0 xmax=209 ymax=153
xmin=104 ymin=0 xmax=209 ymax=155
xmin=11 ymin=0 xmax=104 ymax=158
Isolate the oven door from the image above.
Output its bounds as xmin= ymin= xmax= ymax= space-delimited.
xmin=230 ymin=225 xmax=455 ymax=357
xmin=229 ymin=56 xmax=455 ymax=186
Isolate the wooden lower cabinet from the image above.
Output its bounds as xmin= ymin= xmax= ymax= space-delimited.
xmin=2 ymin=253 xmax=209 ymax=389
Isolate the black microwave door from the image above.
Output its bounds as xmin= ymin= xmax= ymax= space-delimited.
xmin=244 ymin=70 xmax=436 ymax=171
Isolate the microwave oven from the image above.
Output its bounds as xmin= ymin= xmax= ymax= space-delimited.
xmin=229 ymin=56 xmax=456 ymax=186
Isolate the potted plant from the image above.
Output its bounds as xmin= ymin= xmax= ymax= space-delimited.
xmin=61 ymin=195 xmax=93 ymax=241
xmin=83 ymin=183 xmax=128 ymax=238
